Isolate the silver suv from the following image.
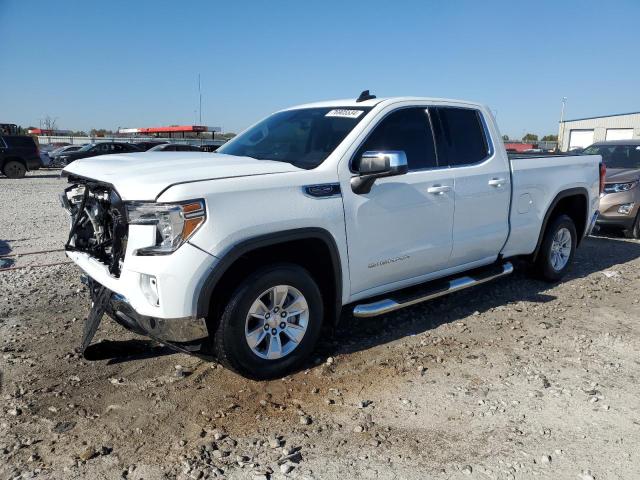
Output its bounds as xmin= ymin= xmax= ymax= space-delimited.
xmin=584 ymin=140 xmax=640 ymax=238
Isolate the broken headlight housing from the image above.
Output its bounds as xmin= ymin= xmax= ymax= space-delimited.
xmin=126 ymin=200 xmax=206 ymax=255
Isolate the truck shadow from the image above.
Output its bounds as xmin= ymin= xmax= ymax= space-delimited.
xmin=317 ymin=235 xmax=640 ymax=361
xmin=83 ymin=339 xmax=176 ymax=364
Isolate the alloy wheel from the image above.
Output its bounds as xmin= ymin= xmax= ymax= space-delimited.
xmin=244 ymin=285 xmax=309 ymax=360
xmin=550 ymin=227 xmax=572 ymax=271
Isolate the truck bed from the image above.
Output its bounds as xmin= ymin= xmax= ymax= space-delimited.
xmin=500 ymin=154 xmax=601 ymax=258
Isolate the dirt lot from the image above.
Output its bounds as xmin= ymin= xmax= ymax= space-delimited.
xmin=1 ymin=171 xmax=639 ymax=480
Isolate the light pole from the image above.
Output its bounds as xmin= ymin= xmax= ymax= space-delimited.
xmin=559 ymin=97 xmax=567 ymax=151
xmin=198 ymin=74 xmax=202 ymax=125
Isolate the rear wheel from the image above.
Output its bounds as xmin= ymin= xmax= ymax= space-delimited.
xmin=2 ymin=160 xmax=26 ymax=179
xmin=624 ymin=212 xmax=640 ymax=239
xmin=213 ymin=264 xmax=323 ymax=379
xmin=533 ymin=214 xmax=577 ymax=282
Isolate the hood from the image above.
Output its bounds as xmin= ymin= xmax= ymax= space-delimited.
xmin=62 ymin=152 xmax=302 ymax=200
xmin=605 ymin=167 xmax=640 ymax=184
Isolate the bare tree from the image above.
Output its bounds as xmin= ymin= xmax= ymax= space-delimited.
xmin=42 ymin=115 xmax=58 ymax=132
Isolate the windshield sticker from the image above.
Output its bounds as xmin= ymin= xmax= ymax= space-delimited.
xmin=325 ymin=109 xmax=364 ymax=119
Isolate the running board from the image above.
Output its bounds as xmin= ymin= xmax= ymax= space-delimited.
xmin=352 ymin=262 xmax=514 ymax=318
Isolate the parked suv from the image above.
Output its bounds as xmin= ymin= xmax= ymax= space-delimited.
xmin=584 ymin=140 xmax=640 ymax=238
xmin=61 ymin=94 xmax=601 ymax=379
xmin=0 ymin=134 xmax=41 ymax=178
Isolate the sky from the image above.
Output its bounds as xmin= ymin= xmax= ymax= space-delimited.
xmin=1 ymin=0 xmax=639 ymax=139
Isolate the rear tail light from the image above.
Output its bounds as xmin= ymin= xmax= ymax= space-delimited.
xmin=599 ymin=163 xmax=606 ymax=194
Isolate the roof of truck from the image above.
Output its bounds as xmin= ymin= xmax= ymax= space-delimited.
xmin=286 ymin=96 xmax=485 ymax=110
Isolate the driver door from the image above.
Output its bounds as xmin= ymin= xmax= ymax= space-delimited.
xmin=340 ymin=106 xmax=455 ymax=297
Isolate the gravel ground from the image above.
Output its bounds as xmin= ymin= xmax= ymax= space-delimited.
xmin=1 ymin=172 xmax=640 ymax=480
xmin=0 ymin=170 xmax=69 ymax=269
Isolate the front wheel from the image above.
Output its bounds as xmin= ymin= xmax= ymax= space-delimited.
xmin=213 ymin=264 xmax=324 ymax=379
xmin=533 ymin=214 xmax=577 ymax=282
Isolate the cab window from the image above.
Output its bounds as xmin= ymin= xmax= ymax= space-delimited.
xmin=355 ymin=107 xmax=438 ymax=171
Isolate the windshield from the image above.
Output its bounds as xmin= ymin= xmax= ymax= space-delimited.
xmin=78 ymin=144 xmax=96 ymax=152
xmin=584 ymin=144 xmax=640 ymax=169
xmin=217 ymin=107 xmax=372 ymax=169
xmin=148 ymin=144 xmax=167 ymax=151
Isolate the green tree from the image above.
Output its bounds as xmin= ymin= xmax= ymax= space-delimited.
xmin=522 ymin=133 xmax=538 ymax=142
xmin=502 ymin=134 xmax=509 ymax=141
xmin=541 ymin=134 xmax=558 ymax=141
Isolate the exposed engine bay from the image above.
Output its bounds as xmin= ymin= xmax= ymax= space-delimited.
xmin=60 ymin=178 xmax=128 ymax=277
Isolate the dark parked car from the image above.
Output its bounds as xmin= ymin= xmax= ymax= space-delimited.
xmin=132 ymin=141 xmax=170 ymax=151
xmin=148 ymin=143 xmax=202 ymax=152
xmin=0 ymin=134 xmax=41 ymax=178
xmin=59 ymin=142 xmax=142 ymax=164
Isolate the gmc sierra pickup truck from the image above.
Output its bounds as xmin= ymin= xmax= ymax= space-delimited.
xmin=61 ymin=92 xmax=603 ymax=379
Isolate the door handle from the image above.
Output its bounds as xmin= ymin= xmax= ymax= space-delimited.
xmin=427 ymin=185 xmax=451 ymax=194
xmin=488 ymin=178 xmax=506 ymax=187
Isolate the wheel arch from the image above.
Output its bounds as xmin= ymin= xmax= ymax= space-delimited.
xmin=196 ymin=227 xmax=343 ymax=329
xmin=532 ymin=187 xmax=589 ymax=261
xmin=1 ymin=156 xmax=27 ymax=168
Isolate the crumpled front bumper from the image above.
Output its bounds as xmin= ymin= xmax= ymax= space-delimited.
xmin=83 ymin=276 xmax=209 ymax=348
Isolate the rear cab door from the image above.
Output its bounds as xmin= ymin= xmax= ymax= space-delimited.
xmin=431 ymin=105 xmax=511 ymax=267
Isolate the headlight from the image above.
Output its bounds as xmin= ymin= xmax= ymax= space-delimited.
xmin=126 ymin=199 xmax=206 ymax=255
xmin=603 ymin=181 xmax=638 ymax=193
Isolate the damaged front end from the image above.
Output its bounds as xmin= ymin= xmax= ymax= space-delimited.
xmin=60 ymin=177 xmax=128 ymax=277
xmin=60 ymin=175 xmax=210 ymax=355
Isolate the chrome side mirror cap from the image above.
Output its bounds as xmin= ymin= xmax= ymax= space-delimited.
xmin=351 ymin=151 xmax=408 ymax=194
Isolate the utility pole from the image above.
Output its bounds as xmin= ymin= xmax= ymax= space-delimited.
xmin=198 ymin=74 xmax=202 ymax=125
xmin=559 ymin=97 xmax=567 ymax=151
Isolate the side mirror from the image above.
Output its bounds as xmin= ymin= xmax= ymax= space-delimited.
xmin=351 ymin=151 xmax=408 ymax=194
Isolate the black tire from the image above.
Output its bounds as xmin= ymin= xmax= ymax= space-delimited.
xmin=2 ymin=160 xmax=27 ymax=179
xmin=624 ymin=212 xmax=640 ymax=239
xmin=213 ymin=263 xmax=324 ymax=380
xmin=533 ymin=214 xmax=577 ymax=282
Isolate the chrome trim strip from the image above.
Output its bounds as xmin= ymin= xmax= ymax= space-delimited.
xmin=352 ymin=262 xmax=514 ymax=318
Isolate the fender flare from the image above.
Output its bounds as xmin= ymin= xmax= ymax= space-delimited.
xmin=532 ymin=187 xmax=589 ymax=261
xmin=195 ymin=227 xmax=343 ymax=321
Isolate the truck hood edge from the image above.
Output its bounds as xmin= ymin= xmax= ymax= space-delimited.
xmin=62 ymin=152 xmax=302 ymax=200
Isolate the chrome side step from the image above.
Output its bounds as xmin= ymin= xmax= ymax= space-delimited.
xmin=352 ymin=262 xmax=514 ymax=318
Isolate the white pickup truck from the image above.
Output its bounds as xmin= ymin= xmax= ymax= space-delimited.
xmin=61 ymin=92 xmax=603 ymax=379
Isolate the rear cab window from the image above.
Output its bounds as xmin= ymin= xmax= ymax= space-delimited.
xmin=433 ymin=107 xmax=490 ymax=166
xmin=5 ymin=136 xmax=37 ymax=149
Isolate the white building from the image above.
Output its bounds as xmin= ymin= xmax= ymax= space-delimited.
xmin=558 ymin=111 xmax=640 ymax=151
